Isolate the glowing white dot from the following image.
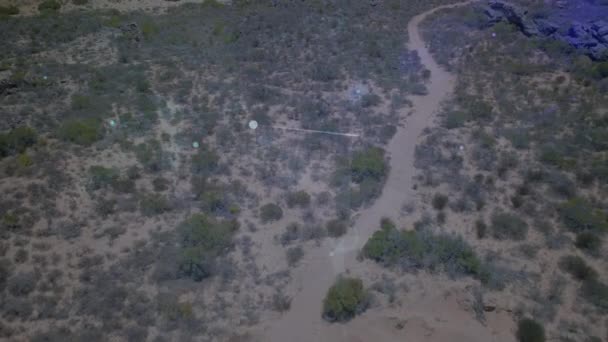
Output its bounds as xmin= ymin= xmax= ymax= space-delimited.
xmin=43 ymin=76 xmax=48 ymax=80
xmin=248 ymin=120 xmax=258 ymax=130
xmin=459 ymin=145 xmax=464 ymax=151
xmin=192 ymin=142 xmax=200 ymax=148
xmin=492 ymin=33 xmax=496 ymax=37
xmin=109 ymin=119 xmax=117 ymax=127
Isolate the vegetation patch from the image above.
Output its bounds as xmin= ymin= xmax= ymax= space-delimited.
xmin=490 ymin=212 xmax=528 ymax=241
xmin=177 ymin=214 xmax=239 ymax=281
xmin=260 ymin=203 xmax=283 ymax=223
xmin=0 ymin=126 xmax=37 ymax=159
xmin=559 ymin=197 xmax=608 ymax=233
xmin=558 ymin=255 xmax=597 ymax=282
xmin=363 ymin=219 xmax=486 ymax=281
xmin=58 ymin=119 xmax=103 ymax=146
xmin=322 ymin=277 xmax=368 ymax=322
xmin=516 ymin=318 xmax=545 ymax=342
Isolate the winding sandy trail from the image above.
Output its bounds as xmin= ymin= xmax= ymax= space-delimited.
xmin=263 ymin=2 xmax=472 ymax=341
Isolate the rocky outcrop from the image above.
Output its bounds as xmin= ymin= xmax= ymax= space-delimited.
xmin=482 ymin=0 xmax=608 ymax=60
xmin=488 ymin=1 xmax=539 ymax=36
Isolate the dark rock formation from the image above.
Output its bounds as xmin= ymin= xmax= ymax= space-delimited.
xmin=534 ymin=19 xmax=558 ymax=36
xmin=482 ymin=0 xmax=608 ymax=60
xmin=488 ymin=1 xmax=539 ymax=36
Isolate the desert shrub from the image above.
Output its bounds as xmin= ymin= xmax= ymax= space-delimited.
xmin=152 ymin=177 xmax=170 ymax=192
xmin=286 ymin=246 xmax=304 ymax=267
xmin=280 ymin=223 xmax=301 ymax=245
xmin=581 ymin=279 xmax=608 ymax=311
xmin=432 ymin=193 xmax=448 ymax=210
xmin=322 ymin=277 xmax=368 ymax=322
xmin=13 ymin=249 xmax=28 ymax=264
xmin=326 ymin=219 xmax=347 ymax=238
xmin=190 ymin=147 xmax=219 ymax=176
xmin=363 ymin=223 xmax=485 ymax=280
xmin=7 ymin=272 xmax=38 ymax=297
xmin=575 ymin=232 xmax=602 ymax=256
xmin=0 ymin=126 xmax=37 ymax=158
xmin=38 ymin=0 xmax=61 ymax=13
xmin=58 ymin=118 xmax=103 ymax=146
xmin=0 ymin=6 xmax=19 ymax=16
xmin=558 ymin=255 xmax=597 ymax=281
xmin=491 ymin=212 xmax=528 ymax=240
xmin=2 ymin=297 xmax=33 ymax=321
xmin=286 ymin=191 xmax=311 ymax=208
xmin=272 ymin=291 xmax=291 ymax=313
xmin=139 ymin=193 xmax=170 ymax=216
xmin=511 ymin=195 xmax=524 ymax=209
xmin=559 ymin=197 xmax=608 ymax=233
xmin=516 ymin=318 xmax=545 ymax=342
xmin=135 ymin=140 xmax=165 ymax=172
xmin=260 ymin=203 xmax=283 ymax=223
xmin=350 ymin=147 xmax=387 ymax=183
xmin=444 ymin=110 xmax=468 ymax=129
xmin=177 ymin=214 xmax=239 ymax=281
xmin=0 ymin=260 xmax=11 ymax=291
xmin=475 ymin=219 xmax=487 ymax=239
xmin=88 ymin=166 xmax=119 ymax=190
xmin=594 ymin=61 xmax=608 ymax=79
xmin=360 ymin=93 xmax=381 ymax=108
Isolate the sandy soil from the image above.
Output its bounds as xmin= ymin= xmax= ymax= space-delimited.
xmin=244 ymin=2 xmax=516 ymax=341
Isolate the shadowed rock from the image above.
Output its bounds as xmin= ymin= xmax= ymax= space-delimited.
xmin=482 ymin=0 xmax=608 ymax=60
xmin=488 ymin=0 xmax=539 ymax=36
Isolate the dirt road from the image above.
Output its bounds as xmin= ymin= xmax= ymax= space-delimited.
xmin=262 ymin=2 xmax=486 ymax=341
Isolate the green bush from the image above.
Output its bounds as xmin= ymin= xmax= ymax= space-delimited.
xmin=135 ymin=140 xmax=165 ymax=172
xmin=88 ymin=166 xmax=119 ymax=191
xmin=350 ymin=147 xmax=387 ymax=183
xmin=191 ymin=147 xmax=219 ymax=176
xmin=581 ymin=279 xmax=608 ymax=311
xmin=0 ymin=6 xmax=19 ymax=16
xmin=595 ymin=61 xmax=608 ymax=79
xmin=516 ymin=318 xmax=545 ymax=342
xmin=575 ymin=232 xmax=602 ymax=256
xmin=322 ymin=277 xmax=368 ymax=322
xmin=475 ymin=219 xmax=487 ymax=239
xmin=286 ymin=191 xmax=311 ymax=208
xmin=58 ymin=119 xmax=103 ymax=146
xmin=38 ymin=0 xmax=61 ymax=13
xmin=326 ymin=219 xmax=347 ymax=238
xmin=152 ymin=177 xmax=170 ymax=192
xmin=559 ymin=197 xmax=608 ymax=233
xmin=432 ymin=193 xmax=448 ymax=210
xmin=260 ymin=203 xmax=283 ymax=223
xmin=558 ymin=255 xmax=597 ymax=281
xmin=444 ymin=111 xmax=468 ymax=129
xmin=139 ymin=193 xmax=170 ymax=216
xmin=0 ymin=126 xmax=37 ymax=158
xmin=178 ymin=214 xmax=239 ymax=281
xmin=286 ymin=246 xmax=304 ymax=267
xmin=491 ymin=212 xmax=528 ymax=240
xmin=363 ymin=222 xmax=485 ymax=280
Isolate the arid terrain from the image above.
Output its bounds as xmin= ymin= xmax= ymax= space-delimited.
xmin=0 ymin=0 xmax=607 ymax=341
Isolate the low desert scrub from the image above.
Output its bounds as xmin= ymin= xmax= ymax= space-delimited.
xmin=491 ymin=212 xmax=528 ymax=241
xmin=260 ymin=203 xmax=283 ymax=223
xmin=363 ymin=219 xmax=487 ymax=281
xmin=516 ymin=318 xmax=545 ymax=342
xmin=322 ymin=277 xmax=369 ymax=322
